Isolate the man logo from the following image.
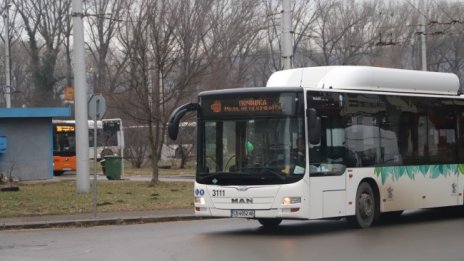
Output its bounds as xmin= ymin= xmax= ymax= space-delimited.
xmin=236 ymin=186 xmax=249 ymax=191
xmin=231 ymin=198 xmax=253 ymax=204
xmin=211 ymin=100 xmax=221 ymax=113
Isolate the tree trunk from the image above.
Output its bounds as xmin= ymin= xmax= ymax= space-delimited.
xmin=148 ymin=120 xmax=160 ymax=185
xmin=150 ymin=151 xmax=160 ymax=186
xmin=180 ymin=146 xmax=187 ymax=169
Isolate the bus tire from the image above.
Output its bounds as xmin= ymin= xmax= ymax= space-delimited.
xmin=349 ymin=182 xmax=378 ymax=228
xmin=258 ymin=218 xmax=282 ymax=228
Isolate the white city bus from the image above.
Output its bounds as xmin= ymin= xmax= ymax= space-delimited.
xmin=168 ymin=66 xmax=464 ymax=228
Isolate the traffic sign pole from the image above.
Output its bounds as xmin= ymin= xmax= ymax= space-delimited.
xmin=88 ymin=94 xmax=106 ymax=218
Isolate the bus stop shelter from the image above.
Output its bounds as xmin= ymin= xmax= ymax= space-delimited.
xmin=0 ymin=107 xmax=72 ymax=181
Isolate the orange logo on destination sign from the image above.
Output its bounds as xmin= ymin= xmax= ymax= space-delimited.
xmin=211 ymin=100 xmax=222 ymax=113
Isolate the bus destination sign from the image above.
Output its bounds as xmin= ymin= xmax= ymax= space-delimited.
xmin=201 ymin=92 xmax=298 ymax=118
xmin=56 ymin=125 xmax=75 ymax=132
xmin=210 ymin=98 xmax=282 ymax=114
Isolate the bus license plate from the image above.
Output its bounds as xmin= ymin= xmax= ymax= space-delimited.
xmin=231 ymin=209 xmax=255 ymax=218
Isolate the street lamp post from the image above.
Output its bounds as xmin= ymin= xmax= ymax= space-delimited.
xmin=281 ymin=0 xmax=293 ymax=70
xmin=72 ymin=0 xmax=90 ymax=193
xmin=3 ymin=2 xmax=11 ymax=108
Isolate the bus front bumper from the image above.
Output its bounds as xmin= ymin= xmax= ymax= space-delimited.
xmin=194 ymin=206 xmax=306 ymax=219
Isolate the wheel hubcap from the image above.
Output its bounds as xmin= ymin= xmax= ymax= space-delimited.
xmin=359 ymin=193 xmax=373 ymax=219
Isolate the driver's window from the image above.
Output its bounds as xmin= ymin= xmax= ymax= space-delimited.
xmin=307 ymin=91 xmax=347 ymax=175
xmin=204 ymin=122 xmax=217 ymax=172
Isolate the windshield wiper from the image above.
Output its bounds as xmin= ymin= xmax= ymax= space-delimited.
xmin=198 ymin=169 xmax=287 ymax=181
xmin=198 ymin=171 xmax=253 ymax=180
xmin=240 ymin=167 xmax=286 ymax=181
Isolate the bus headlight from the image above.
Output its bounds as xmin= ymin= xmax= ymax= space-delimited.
xmin=195 ymin=196 xmax=205 ymax=205
xmin=282 ymin=197 xmax=301 ymax=205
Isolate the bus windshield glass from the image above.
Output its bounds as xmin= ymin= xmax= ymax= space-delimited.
xmin=197 ymin=90 xmax=305 ymax=185
xmin=53 ymin=124 xmax=76 ymax=156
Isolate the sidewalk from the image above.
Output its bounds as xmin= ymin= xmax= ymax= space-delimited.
xmin=0 ymin=209 xmax=199 ymax=230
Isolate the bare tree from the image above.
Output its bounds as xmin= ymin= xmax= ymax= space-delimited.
xmin=5 ymin=0 xmax=464 ymax=182
xmin=364 ymin=2 xmax=417 ymax=69
xmin=114 ymin=0 xmax=191 ymax=184
xmin=0 ymin=0 xmax=25 ymax=106
xmin=9 ymin=44 xmax=32 ymax=106
xmin=310 ymin=0 xmax=373 ymax=65
xmin=13 ymin=0 xmax=71 ymax=106
xmin=145 ymin=0 xmax=183 ymax=184
xmin=85 ymin=0 xmax=125 ymax=95
xmin=201 ymin=0 xmax=264 ymax=90
xmin=124 ymin=126 xmax=149 ymax=168
xmin=259 ymin=0 xmax=317 ymax=79
xmin=174 ymin=121 xmax=196 ymax=169
xmin=426 ymin=1 xmax=464 ymax=88
xmin=62 ymin=0 xmax=73 ymax=89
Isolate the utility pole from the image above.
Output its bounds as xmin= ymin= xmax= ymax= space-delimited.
xmin=72 ymin=0 xmax=90 ymax=193
xmin=281 ymin=0 xmax=293 ymax=70
xmin=3 ymin=2 xmax=11 ymax=108
xmin=419 ymin=0 xmax=427 ymax=71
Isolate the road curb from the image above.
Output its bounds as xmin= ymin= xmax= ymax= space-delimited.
xmin=0 ymin=215 xmax=208 ymax=231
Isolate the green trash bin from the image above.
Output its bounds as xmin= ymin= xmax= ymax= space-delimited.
xmin=104 ymin=156 xmax=122 ymax=180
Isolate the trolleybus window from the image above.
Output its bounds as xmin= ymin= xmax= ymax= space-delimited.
xmin=307 ymin=91 xmax=459 ymax=171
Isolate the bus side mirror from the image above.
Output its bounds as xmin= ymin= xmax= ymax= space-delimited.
xmin=307 ymin=108 xmax=321 ymax=145
xmin=168 ymin=103 xmax=200 ymax=140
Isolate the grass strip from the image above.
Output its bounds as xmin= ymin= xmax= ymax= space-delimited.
xmin=0 ymin=180 xmax=193 ymax=218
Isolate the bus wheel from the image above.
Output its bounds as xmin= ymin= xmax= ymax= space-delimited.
xmin=258 ymin=218 xmax=282 ymax=228
xmin=349 ymin=182 xmax=378 ymax=228
xmin=54 ymin=171 xmax=64 ymax=176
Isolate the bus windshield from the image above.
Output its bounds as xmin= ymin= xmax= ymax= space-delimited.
xmin=53 ymin=124 xmax=76 ymax=156
xmin=198 ymin=117 xmax=305 ymax=185
xmin=196 ymin=89 xmax=305 ymax=185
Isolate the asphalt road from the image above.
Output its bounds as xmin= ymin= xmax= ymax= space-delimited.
xmin=0 ymin=208 xmax=462 ymax=261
